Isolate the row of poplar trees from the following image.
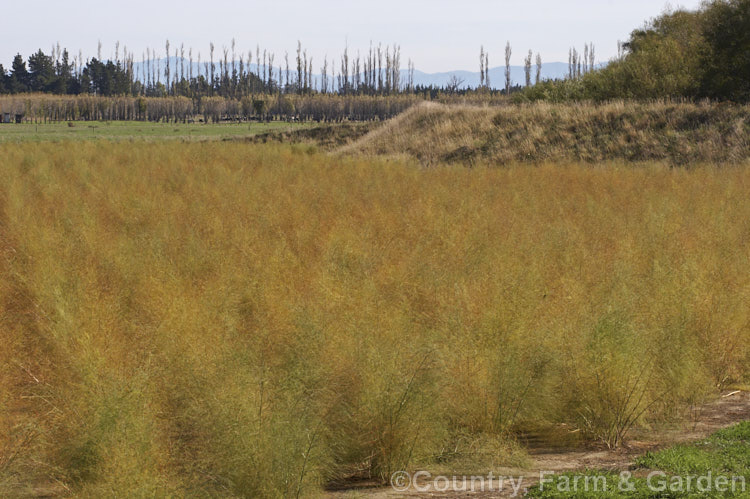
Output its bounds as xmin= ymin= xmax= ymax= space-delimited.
xmin=0 ymin=40 xmax=417 ymax=98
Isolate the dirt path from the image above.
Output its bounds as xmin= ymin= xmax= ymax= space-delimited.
xmin=328 ymin=390 xmax=750 ymax=498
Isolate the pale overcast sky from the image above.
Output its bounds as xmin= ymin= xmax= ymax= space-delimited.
xmin=2 ymin=0 xmax=703 ymax=72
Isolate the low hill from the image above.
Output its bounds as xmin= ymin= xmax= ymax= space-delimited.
xmin=342 ymin=101 xmax=750 ymax=165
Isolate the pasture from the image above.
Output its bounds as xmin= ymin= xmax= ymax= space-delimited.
xmin=0 ymin=120 xmax=316 ymax=143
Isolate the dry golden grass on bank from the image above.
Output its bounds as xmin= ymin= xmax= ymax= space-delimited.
xmin=1 ymin=142 xmax=749 ymax=496
xmin=344 ymin=101 xmax=750 ymax=165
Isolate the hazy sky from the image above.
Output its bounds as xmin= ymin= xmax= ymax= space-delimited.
xmin=2 ymin=0 xmax=703 ymax=72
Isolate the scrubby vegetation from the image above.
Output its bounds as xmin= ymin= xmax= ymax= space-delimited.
xmin=344 ymin=101 xmax=750 ymax=165
xmin=520 ymin=0 xmax=750 ymax=103
xmin=1 ymin=142 xmax=748 ymax=496
xmin=248 ymin=121 xmax=377 ymax=149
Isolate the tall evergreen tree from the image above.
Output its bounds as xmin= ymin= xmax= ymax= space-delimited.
xmin=28 ymin=49 xmax=55 ymax=92
xmin=10 ymin=54 xmax=30 ymax=92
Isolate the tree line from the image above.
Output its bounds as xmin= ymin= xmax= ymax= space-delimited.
xmin=0 ymin=91 xmax=521 ymax=124
xmin=0 ymin=93 xmax=430 ymax=123
xmin=0 ymin=39 xmax=545 ymax=123
xmin=0 ymin=40 xmax=421 ymax=99
xmin=1 ymin=38 xmax=563 ymax=104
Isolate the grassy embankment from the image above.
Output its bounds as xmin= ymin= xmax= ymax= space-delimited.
xmin=343 ymin=101 xmax=750 ymax=165
xmin=0 ymin=141 xmax=748 ymax=496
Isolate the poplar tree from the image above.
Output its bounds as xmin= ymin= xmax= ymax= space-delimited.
xmin=173 ymin=48 xmax=178 ymax=94
xmin=285 ymin=52 xmax=290 ymax=91
xmin=209 ymin=43 xmax=215 ymax=93
xmin=535 ymin=53 xmax=542 ymax=84
xmin=480 ymin=46 xmax=485 ymax=88
xmin=373 ymin=49 xmax=378 ymax=92
xmin=146 ymin=49 xmax=151 ymax=90
xmin=321 ymin=57 xmax=328 ymax=94
xmin=223 ymin=46 xmax=229 ymax=92
xmin=485 ymin=53 xmax=490 ymax=88
xmin=204 ymin=58 xmax=211 ymax=92
xmin=307 ymin=56 xmax=313 ymax=92
xmin=165 ymin=40 xmax=170 ymax=95
xmin=568 ymin=48 xmax=576 ymax=79
xmin=268 ymin=52 xmax=275 ymax=90
xmin=366 ymin=43 xmax=373 ymax=91
xmin=354 ymin=52 xmax=361 ymax=92
xmin=377 ymin=44 xmax=383 ymax=94
xmin=524 ymin=50 xmax=532 ymax=87
xmin=197 ymin=51 xmax=201 ymax=85
xmin=583 ymin=44 xmax=589 ymax=74
xmin=408 ymin=59 xmax=415 ymax=93
xmin=238 ymin=54 xmax=244 ymax=97
xmin=248 ymin=58 xmax=253 ymax=95
xmin=303 ymin=50 xmax=308 ymax=92
xmin=262 ymin=49 xmax=267 ymax=88
xmin=141 ymin=51 xmax=146 ymax=93
xmin=189 ymin=48 xmax=193 ymax=88
xmin=385 ymin=45 xmax=392 ymax=95
xmin=341 ymin=43 xmax=349 ymax=94
xmin=392 ymin=45 xmax=401 ymax=93
xmin=504 ymin=41 xmax=512 ymax=94
xmin=231 ymin=39 xmax=236 ymax=96
xmin=296 ymin=41 xmax=303 ymax=93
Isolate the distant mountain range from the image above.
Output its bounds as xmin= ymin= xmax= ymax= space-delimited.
xmin=409 ymin=62 xmax=573 ymax=88
xmin=132 ymin=59 xmax=602 ymax=90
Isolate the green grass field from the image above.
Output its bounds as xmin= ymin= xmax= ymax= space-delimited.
xmin=0 ymin=120 xmax=317 ymax=142
xmin=528 ymin=422 xmax=750 ymax=498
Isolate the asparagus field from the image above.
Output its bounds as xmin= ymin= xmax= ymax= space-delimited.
xmin=1 ymin=141 xmax=748 ymax=496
